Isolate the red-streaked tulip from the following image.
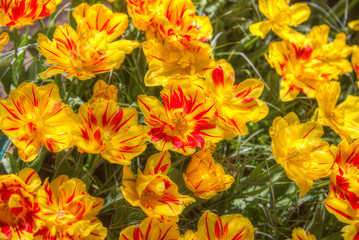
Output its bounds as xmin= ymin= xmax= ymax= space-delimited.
xmin=266 ymin=25 xmax=352 ymax=101
xmin=121 ymin=151 xmax=195 ymax=221
xmin=269 ymin=112 xmax=334 ymax=197
xmin=183 ymin=148 xmax=234 ymax=199
xmin=119 ymin=217 xmax=180 ymax=240
xmin=88 ymin=80 xmax=118 ymax=105
xmin=0 ymin=82 xmax=77 ymax=162
xmin=194 ymin=211 xmax=254 ymax=240
xmin=205 ymin=60 xmax=268 ymax=139
xmin=0 ymin=0 xmax=60 ymax=30
xmin=138 ymin=84 xmax=222 ymax=155
xmin=35 ymin=175 xmax=107 ymax=239
xmin=286 ymin=228 xmax=316 ymax=240
xmin=73 ymin=99 xmax=146 ymax=165
xmin=0 ymin=168 xmax=41 ymax=240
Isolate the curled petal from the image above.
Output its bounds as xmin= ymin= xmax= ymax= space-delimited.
xmin=249 ymin=20 xmax=271 ymax=39
xmin=197 ymin=211 xmax=254 ymax=240
xmin=286 ymin=227 xmax=316 ymax=240
xmin=0 ymin=32 xmax=9 ymax=51
xmin=119 ymin=217 xmax=180 ymax=240
xmin=144 ymin=151 xmax=171 ymax=175
xmin=290 ymin=3 xmax=311 ymax=26
xmin=349 ymin=20 xmax=359 ymax=31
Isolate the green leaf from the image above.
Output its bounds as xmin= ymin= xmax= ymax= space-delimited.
xmin=3 ymin=152 xmax=20 ymax=173
xmin=53 ymin=150 xmax=74 ymax=179
xmin=102 ymin=187 xmax=123 ymax=210
xmin=0 ymin=130 xmax=11 ymax=162
xmin=29 ymin=147 xmax=48 ymax=172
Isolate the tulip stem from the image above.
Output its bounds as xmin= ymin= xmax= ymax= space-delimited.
xmin=65 ymin=79 xmax=75 ymax=103
xmin=12 ymin=29 xmax=18 ymax=86
xmin=82 ymin=154 xmax=103 ymax=181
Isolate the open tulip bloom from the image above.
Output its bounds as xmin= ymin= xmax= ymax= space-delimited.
xmin=38 ymin=3 xmax=140 ymax=80
xmin=121 ymin=151 xmax=195 ymax=221
xmin=0 ymin=82 xmax=77 ymax=162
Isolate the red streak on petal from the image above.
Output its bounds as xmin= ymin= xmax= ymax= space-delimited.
xmin=324 ymin=202 xmax=355 ymax=220
xmin=4 ymin=128 xmax=19 ymax=131
xmin=154 ymin=152 xmax=167 ymax=174
xmin=148 ymin=54 xmax=164 ymax=61
xmin=205 ymin=213 xmax=211 ymax=240
xmin=159 ymin=224 xmax=173 ymax=240
xmin=94 ymin=129 xmax=102 ymax=143
xmin=145 ymin=218 xmax=153 ymax=240
xmin=0 ymin=102 xmax=20 ymax=120
xmin=212 ymin=66 xmax=224 ymax=87
xmin=66 ymin=184 xmax=77 ymax=204
xmin=138 ymin=97 xmax=151 ymax=112
xmin=302 ymin=125 xmax=316 ymax=139
xmin=296 ymin=234 xmax=303 ymax=240
xmin=25 ymin=170 xmax=36 ymax=185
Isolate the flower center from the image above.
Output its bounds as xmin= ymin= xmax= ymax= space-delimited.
xmin=171 ymin=111 xmax=189 ymax=136
xmin=288 ymin=149 xmax=311 ymax=169
xmin=0 ymin=200 xmax=13 ymax=225
xmin=55 ymin=210 xmax=77 ymax=225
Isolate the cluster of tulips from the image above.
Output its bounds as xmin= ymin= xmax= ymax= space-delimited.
xmin=250 ymin=0 xmax=359 ymax=239
xmin=0 ymin=0 xmax=359 ymax=239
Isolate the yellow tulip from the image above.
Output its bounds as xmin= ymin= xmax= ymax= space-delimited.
xmin=121 ymin=151 xmax=195 ymax=221
xmin=352 ymin=45 xmax=359 ymax=81
xmin=324 ymin=147 xmax=359 ymax=240
xmin=180 ymin=230 xmax=196 ymax=240
xmin=38 ymin=3 xmax=140 ymax=80
xmin=195 ymin=211 xmax=254 ymax=240
xmin=0 ymin=32 xmax=9 ymax=52
xmin=35 ymin=175 xmax=107 ymax=239
xmin=119 ymin=217 xmax=180 ymax=240
xmin=0 ymin=0 xmax=60 ymax=30
xmin=73 ymin=99 xmax=147 ymax=165
xmin=73 ymin=3 xmax=133 ymax=43
xmin=88 ymin=80 xmax=118 ymax=104
xmin=0 ymin=82 xmax=77 ymax=161
xmin=249 ymin=0 xmax=310 ymax=39
xmin=349 ymin=20 xmax=359 ymax=32
xmin=183 ymin=148 xmax=234 ymax=199
xmin=205 ymin=60 xmax=268 ymax=139
xmin=286 ymin=228 xmax=316 ymax=240
xmin=266 ymin=25 xmax=352 ymax=101
xmin=269 ymin=112 xmax=334 ymax=197
xmin=0 ymin=168 xmax=41 ymax=240
xmin=313 ymin=81 xmax=359 ymax=141
xmin=125 ymin=0 xmax=163 ymax=33
xmin=324 ymin=139 xmax=359 ymax=228
xmin=154 ymin=0 xmax=212 ymax=43
xmin=342 ymin=223 xmax=359 ymax=240
xmin=143 ymin=38 xmax=215 ymax=87
xmin=138 ymin=83 xmax=222 ymax=155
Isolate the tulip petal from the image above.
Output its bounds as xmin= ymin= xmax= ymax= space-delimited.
xmin=249 ymin=20 xmax=272 ymax=39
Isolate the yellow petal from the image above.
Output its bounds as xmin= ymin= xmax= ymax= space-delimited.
xmin=249 ymin=20 xmax=272 ymax=39
xmin=287 ymin=227 xmax=316 ymax=240
xmin=144 ymin=151 xmax=171 ymax=175
xmin=290 ymin=3 xmax=311 ymax=26
xmin=121 ymin=166 xmax=140 ymax=207
xmin=0 ymin=32 xmax=9 ymax=52
xmin=349 ymin=20 xmax=359 ymax=32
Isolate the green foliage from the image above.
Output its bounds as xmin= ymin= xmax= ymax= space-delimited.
xmin=0 ymin=0 xmax=358 ymax=239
